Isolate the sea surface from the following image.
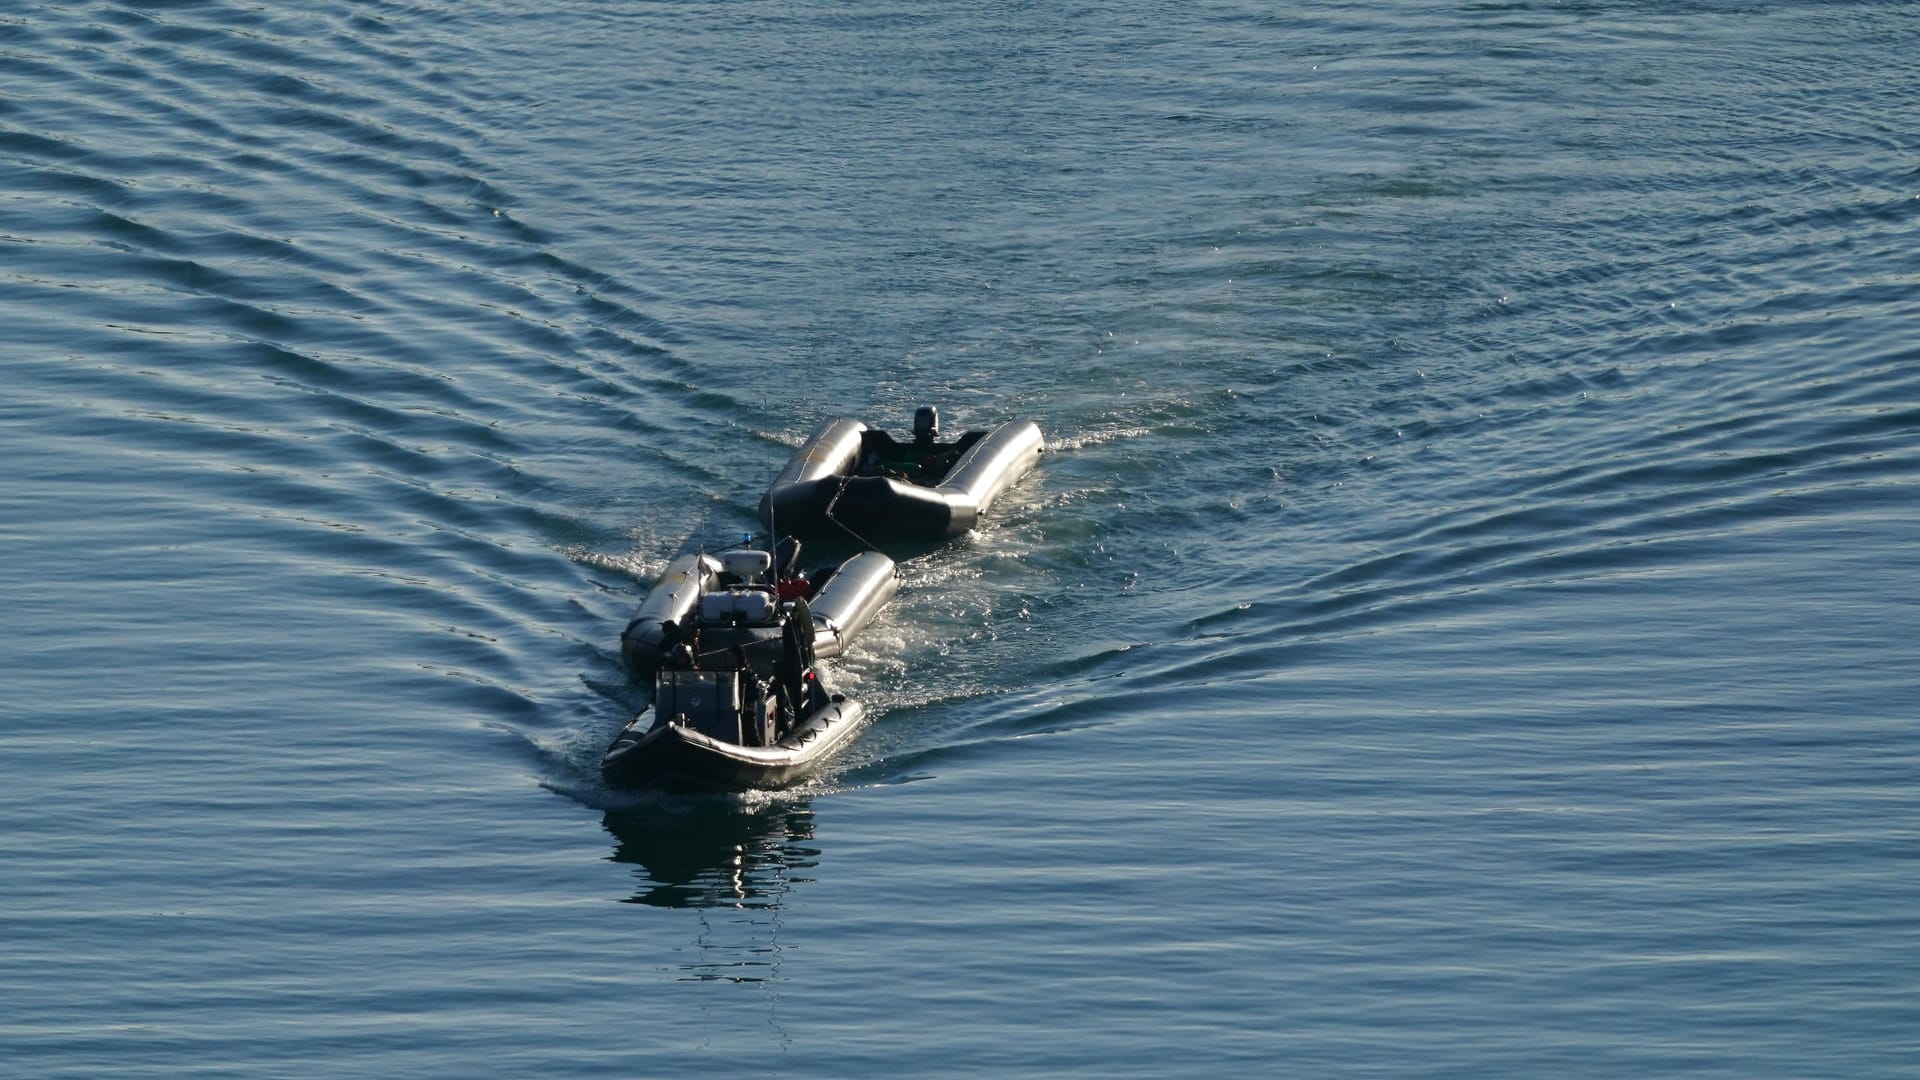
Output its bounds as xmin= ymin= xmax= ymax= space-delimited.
xmin=4 ymin=2 xmax=1917 ymax=1076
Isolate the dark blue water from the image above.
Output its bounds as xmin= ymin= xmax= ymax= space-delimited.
xmin=5 ymin=2 xmax=1918 ymax=1076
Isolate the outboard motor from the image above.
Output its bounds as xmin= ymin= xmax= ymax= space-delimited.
xmin=774 ymin=536 xmax=803 ymax=579
xmin=913 ymin=405 xmax=939 ymax=451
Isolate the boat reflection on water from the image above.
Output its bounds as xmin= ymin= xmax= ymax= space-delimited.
xmin=603 ymin=797 xmax=819 ymax=910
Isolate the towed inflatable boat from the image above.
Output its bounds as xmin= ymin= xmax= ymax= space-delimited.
xmin=603 ymin=541 xmax=897 ymax=790
xmin=760 ymin=407 xmax=1043 ymax=543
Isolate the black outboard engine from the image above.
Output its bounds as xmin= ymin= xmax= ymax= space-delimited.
xmin=774 ymin=535 xmax=803 ymax=579
xmin=913 ymin=405 xmax=939 ymax=451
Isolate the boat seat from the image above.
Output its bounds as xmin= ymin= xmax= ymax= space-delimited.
xmin=719 ymin=549 xmax=773 ymax=580
xmin=700 ymin=588 xmax=776 ymax=625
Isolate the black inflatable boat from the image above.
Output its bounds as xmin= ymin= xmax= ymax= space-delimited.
xmin=760 ymin=407 xmax=1044 ymax=543
xmin=602 ymin=541 xmax=897 ymax=791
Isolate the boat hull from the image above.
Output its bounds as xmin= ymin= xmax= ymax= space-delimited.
xmin=760 ymin=417 xmax=1043 ymax=543
xmin=600 ymin=693 xmax=868 ymax=791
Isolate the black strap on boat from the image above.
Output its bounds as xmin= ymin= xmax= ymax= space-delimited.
xmin=823 ymin=474 xmax=882 ymax=552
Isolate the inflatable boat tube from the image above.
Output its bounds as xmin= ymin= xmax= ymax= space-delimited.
xmin=619 ymin=552 xmax=722 ymax=675
xmin=601 ymin=679 xmax=867 ymax=790
xmin=620 ymin=548 xmax=899 ymax=674
xmin=760 ymin=415 xmax=1044 ymax=543
xmin=805 ymin=550 xmax=898 ymax=659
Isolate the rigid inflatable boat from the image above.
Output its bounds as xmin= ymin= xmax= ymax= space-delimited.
xmin=603 ymin=541 xmax=897 ymax=790
xmin=760 ymin=407 xmax=1044 ymax=543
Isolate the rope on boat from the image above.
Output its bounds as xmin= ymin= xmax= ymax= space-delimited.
xmin=822 ymin=473 xmax=882 ymax=553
